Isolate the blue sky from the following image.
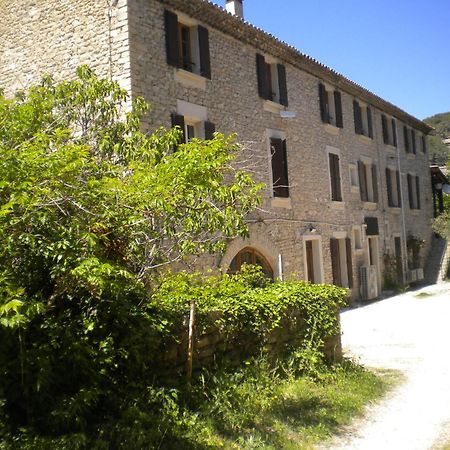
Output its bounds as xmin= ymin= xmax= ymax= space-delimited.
xmin=236 ymin=0 xmax=450 ymax=120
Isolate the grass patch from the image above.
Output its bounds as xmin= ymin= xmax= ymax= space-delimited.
xmin=181 ymin=357 xmax=401 ymax=449
xmin=415 ymin=292 xmax=433 ymax=298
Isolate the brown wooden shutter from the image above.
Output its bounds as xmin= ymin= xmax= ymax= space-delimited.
xmin=358 ymin=160 xmax=368 ymax=202
xmin=386 ymin=168 xmax=393 ymax=207
xmin=353 ymin=100 xmax=362 ymax=134
xmin=411 ymin=129 xmax=416 ymax=154
xmin=198 ymin=25 xmax=211 ymax=79
xmin=371 ymin=164 xmax=378 ymax=203
xmin=277 ymin=64 xmax=288 ymax=106
xmin=256 ymin=53 xmax=269 ymax=100
xmin=404 ymin=126 xmax=410 ymax=153
xmin=270 ymin=138 xmax=289 ymax=198
xmin=396 ymin=170 xmax=402 ymax=207
xmin=165 ymin=10 xmax=180 ymax=67
xmin=319 ymin=83 xmax=328 ymax=123
xmin=422 ymin=135 xmax=427 ymax=153
xmin=407 ymin=174 xmax=414 ymax=209
xmin=381 ymin=114 xmax=388 ymax=144
xmin=306 ymin=240 xmax=315 ymax=283
xmin=367 ymin=107 xmax=373 ymax=138
xmin=329 ymin=153 xmax=342 ymax=201
xmin=330 ymin=238 xmax=341 ymax=286
xmin=346 ymin=237 xmax=353 ymax=289
xmin=334 ymin=90 xmax=343 ymax=128
xmin=171 ymin=113 xmax=185 ymax=144
xmin=416 ymin=176 xmax=421 ymax=209
xmin=204 ymin=121 xmax=215 ymax=140
xmin=392 ymin=119 xmax=397 ymax=147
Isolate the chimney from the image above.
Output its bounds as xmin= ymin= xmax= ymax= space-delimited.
xmin=226 ymin=0 xmax=243 ymax=19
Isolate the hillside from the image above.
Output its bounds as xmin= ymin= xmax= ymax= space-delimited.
xmin=424 ymin=112 xmax=450 ymax=165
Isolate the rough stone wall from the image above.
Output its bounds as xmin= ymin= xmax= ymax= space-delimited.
xmin=0 ymin=0 xmax=132 ymax=96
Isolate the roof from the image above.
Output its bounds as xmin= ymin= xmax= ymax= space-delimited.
xmin=159 ymin=0 xmax=433 ymax=134
xmin=430 ymin=165 xmax=449 ymax=185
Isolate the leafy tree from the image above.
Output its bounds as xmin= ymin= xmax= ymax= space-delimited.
xmin=0 ymin=66 xmax=262 ymax=447
xmin=424 ymin=112 xmax=450 ymax=165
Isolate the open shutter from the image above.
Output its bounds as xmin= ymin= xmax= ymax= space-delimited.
xmin=346 ymin=238 xmax=353 ymax=289
xmin=330 ymin=238 xmax=341 ymax=286
xmin=277 ymin=64 xmax=288 ymax=106
xmin=306 ymin=241 xmax=315 ymax=283
xmin=396 ymin=170 xmax=402 ymax=207
xmin=198 ymin=25 xmax=211 ymax=79
xmin=367 ymin=107 xmax=373 ymax=138
xmin=256 ymin=53 xmax=269 ymax=100
xmin=165 ymin=10 xmax=179 ymax=67
xmin=270 ymin=138 xmax=289 ymax=198
xmin=371 ymin=164 xmax=378 ymax=203
xmin=411 ymin=129 xmax=416 ymax=154
xmin=386 ymin=168 xmax=393 ymax=207
xmin=381 ymin=114 xmax=388 ymax=144
xmin=392 ymin=118 xmax=398 ymax=147
xmin=329 ymin=153 xmax=342 ymax=201
xmin=416 ymin=176 xmax=421 ymax=209
xmin=353 ymin=100 xmax=362 ymax=134
xmin=422 ymin=135 xmax=427 ymax=153
xmin=358 ymin=160 xmax=368 ymax=202
xmin=319 ymin=83 xmax=328 ymax=123
xmin=204 ymin=121 xmax=215 ymax=140
xmin=404 ymin=126 xmax=410 ymax=153
xmin=171 ymin=113 xmax=185 ymax=144
xmin=334 ymin=90 xmax=343 ymax=128
xmin=407 ymin=174 xmax=414 ymax=209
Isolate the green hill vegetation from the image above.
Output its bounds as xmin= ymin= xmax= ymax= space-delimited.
xmin=424 ymin=112 xmax=450 ymax=165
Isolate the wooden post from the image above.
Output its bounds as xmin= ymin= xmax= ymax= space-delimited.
xmin=187 ymin=300 xmax=196 ymax=383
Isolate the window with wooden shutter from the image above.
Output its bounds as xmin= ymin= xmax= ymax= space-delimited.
xmin=354 ymin=100 xmax=363 ymax=135
xmin=204 ymin=121 xmax=215 ymax=140
xmin=319 ymin=83 xmax=329 ymax=123
xmin=256 ymin=53 xmax=269 ymax=100
xmin=329 ymin=153 xmax=342 ymax=201
xmin=392 ymin=118 xmax=398 ymax=147
xmin=346 ymin=238 xmax=354 ymax=288
xmin=277 ymin=64 xmax=288 ymax=106
xmin=334 ymin=91 xmax=343 ymax=128
xmin=367 ymin=107 xmax=373 ymax=138
xmin=165 ymin=10 xmax=180 ymax=67
xmin=416 ymin=176 xmax=421 ymax=209
xmin=305 ymin=240 xmax=315 ymax=283
xmin=171 ymin=113 xmax=186 ymax=144
xmin=371 ymin=164 xmax=378 ymax=203
xmin=411 ymin=129 xmax=416 ymax=154
xmin=330 ymin=238 xmax=341 ymax=286
xmin=382 ymin=114 xmax=389 ymax=144
xmin=386 ymin=168 xmax=393 ymax=207
xmin=404 ymin=126 xmax=410 ymax=153
xmin=198 ymin=26 xmax=211 ymax=79
xmin=407 ymin=174 xmax=414 ymax=209
xmin=270 ymin=137 xmax=289 ymax=198
xmin=358 ymin=160 xmax=368 ymax=202
xmin=396 ymin=170 xmax=402 ymax=207
xmin=421 ymin=135 xmax=427 ymax=153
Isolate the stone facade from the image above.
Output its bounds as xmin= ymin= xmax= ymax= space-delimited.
xmin=0 ymin=0 xmax=434 ymax=300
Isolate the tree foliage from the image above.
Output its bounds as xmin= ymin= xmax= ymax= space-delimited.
xmin=424 ymin=111 xmax=450 ymax=165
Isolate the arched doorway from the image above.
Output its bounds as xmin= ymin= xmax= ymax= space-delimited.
xmin=228 ymin=247 xmax=274 ymax=279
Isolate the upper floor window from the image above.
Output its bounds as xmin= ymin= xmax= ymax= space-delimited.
xmin=353 ymin=100 xmax=373 ymax=138
xmin=319 ymin=83 xmax=343 ymax=128
xmin=386 ymin=168 xmax=402 ymax=208
xmin=403 ymin=125 xmax=417 ymax=154
xmin=164 ymin=10 xmax=211 ymax=79
xmin=407 ymin=174 xmax=421 ymax=210
xmin=381 ymin=114 xmax=397 ymax=147
xmin=328 ymin=152 xmax=342 ymax=201
xmin=358 ymin=160 xmax=378 ymax=203
xmin=421 ymin=134 xmax=428 ymax=153
xmin=256 ymin=53 xmax=288 ymax=106
xmin=269 ymin=136 xmax=289 ymax=198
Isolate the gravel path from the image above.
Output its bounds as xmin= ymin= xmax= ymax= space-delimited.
xmin=321 ymin=282 xmax=450 ymax=450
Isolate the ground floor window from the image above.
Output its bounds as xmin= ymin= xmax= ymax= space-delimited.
xmin=228 ymin=247 xmax=274 ymax=279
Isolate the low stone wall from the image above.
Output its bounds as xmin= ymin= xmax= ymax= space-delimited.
xmin=161 ymin=308 xmax=342 ymax=376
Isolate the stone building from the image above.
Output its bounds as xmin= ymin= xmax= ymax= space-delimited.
xmin=0 ymin=0 xmax=434 ymax=300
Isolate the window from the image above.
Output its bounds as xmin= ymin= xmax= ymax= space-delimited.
xmin=164 ymin=10 xmax=211 ymax=78
xmin=304 ymin=238 xmax=324 ymax=284
xmin=171 ymin=113 xmax=215 ymax=143
xmin=328 ymin=152 xmax=342 ymax=201
xmin=330 ymin=237 xmax=353 ymax=288
xmin=421 ymin=134 xmax=428 ymax=153
xmin=386 ymin=168 xmax=402 ymax=208
xmin=353 ymin=227 xmax=363 ymax=251
xmin=228 ymin=247 xmax=274 ymax=279
xmin=269 ymin=136 xmax=289 ymax=198
xmin=353 ymin=100 xmax=373 ymax=138
xmin=381 ymin=114 xmax=397 ymax=146
xmin=319 ymin=83 xmax=343 ymax=128
xmin=256 ymin=53 xmax=288 ymax=106
xmin=407 ymin=174 xmax=421 ymax=210
xmin=403 ymin=126 xmax=417 ymax=154
xmin=358 ymin=160 xmax=378 ymax=203
xmin=349 ymin=164 xmax=359 ymax=190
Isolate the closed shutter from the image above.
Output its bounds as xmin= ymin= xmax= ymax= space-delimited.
xmin=256 ymin=53 xmax=269 ymax=100
xmin=165 ymin=10 xmax=180 ymax=67
xmin=411 ymin=129 xmax=416 ymax=154
xmin=204 ymin=121 xmax=215 ymax=140
xmin=198 ymin=26 xmax=211 ymax=79
xmin=367 ymin=107 xmax=373 ymax=138
xmin=319 ymin=83 xmax=328 ymax=123
xmin=358 ymin=160 xmax=368 ymax=202
xmin=372 ymin=164 xmax=378 ymax=203
xmin=306 ymin=241 xmax=315 ymax=283
xmin=407 ymin=174 xmax=414 ymax=209
xmin=396 ymin=170 xmax=402 ymax=207
xmin=330 ymin=238 xmax=341 ymax=286
xmin=270 ymin=138 xmax=289 ymax=198
xmin=277 ymin=64 xmax=288 ymax=106
xmin=381 ymin=114 xmax=388 ymax=144
xmin=422 ymin=135 xmax=427 ymax=153
xmin=329 ymin=153 xmax=342 ymax=201
xmin=334 ymin=90 xmax=343 ymax=128
xmin=171 ymin=113 xmax=185 ymax=144
xmin=353 ymin=100 xmax=362 ymax=134
xmin=346 ymin=238 xmax=353 ymax=289
xmin=416 ymin=176 xmax=421 ymax=209
xmin=386 ymin=168 xmax=393 ymax=207
xmin=404 ymin=126 xmax=410 ymax=153
xmin=392 ymin=118 xmax=397 ymax=147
